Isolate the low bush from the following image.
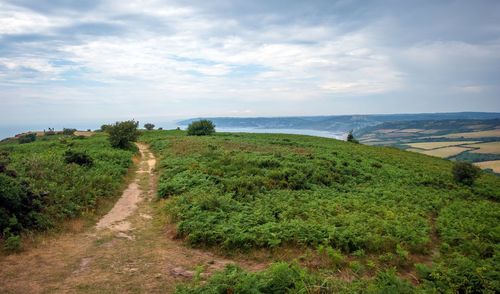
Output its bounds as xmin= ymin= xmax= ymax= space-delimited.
xmin=2 ymin=229 xmax=22 ymax=252
xmin=107 ymin=120 xmax=140 ymax=149
xmin=64 ymin=150 xmax=93 ymax=167
xmin=452 ymin=161 xmax=480 ymax=185
xmin=368 ymin=268 xmax=414 ymax=293
xmin=144 ymin=123 xmax=155 ymax=130
xmin=187 ymin=120 xmax=215 ymax=136
xmin=18 ymin=133 xmax=36 ymax=144
xmin=176 ymin=263 xmax=328 ymax=293
xmin=62 ymin=128 xmax=77 ymax=135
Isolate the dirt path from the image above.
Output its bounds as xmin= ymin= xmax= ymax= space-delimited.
xmin=0 ymin=143 xmax=265 ymax=294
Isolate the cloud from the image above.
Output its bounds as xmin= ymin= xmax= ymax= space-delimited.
xmin=0 ymin=0 xmax=499 ymax=124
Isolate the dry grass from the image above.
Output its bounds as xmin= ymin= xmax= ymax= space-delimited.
xmin=365 ymin=140 xmax=398 ymax=145
xmin=74 ymin=131 xmax=94 ymax=137
xmin=434 ymin=129 xmax=500 ymax=139
xmin=411 ymin=146 xmax=472 ymax=158
xmin=465 ymin=141 xmax=500 ymax=154
xmin=406 ymin=141 xmax=478 ymax=150
xmin=474 ymin=160 xmax=500 ymax=173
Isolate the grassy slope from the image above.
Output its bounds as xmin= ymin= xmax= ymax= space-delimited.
xmin=141 ymin=130 xmax=499 ymax=293
xmin=0 ymin=134 xmax=134 ymax=241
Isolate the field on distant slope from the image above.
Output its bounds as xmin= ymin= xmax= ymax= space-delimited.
xmin=475 ymin=160 xmax=500 ymax=173
xmin=435 ymin=129 xmax=500 ymax=139
xmin=141 ymin=130 xmax=500 ymax=293
xmin=357 ymin=119 xmax=500 ymax=170
xmin=411 ymin=146 xmax=473 ymax=158
xmin=406 ymin=141 xmax=478 ymax=150
xmin=466 ymin=141 xmax=500 ymax=154
xmin=0 ymin=133 xmax=134 ymax=245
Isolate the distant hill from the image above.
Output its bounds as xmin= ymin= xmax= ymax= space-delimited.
xmin=178 ymin=112 xmax=500 ymax=133
xmin=355 ymin=118 xmax=500 ymax=139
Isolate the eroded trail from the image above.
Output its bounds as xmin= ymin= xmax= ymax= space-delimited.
xmin=0 ymin=143 xmax=265 ymax=294
xmin=95 ymin=143 xmax=152 ymax=236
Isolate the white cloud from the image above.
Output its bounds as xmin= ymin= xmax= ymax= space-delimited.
xmin=0 ymin=2 xmax=67 ymax=34
xmin=0 ymin=0 xmax=498 ymax=122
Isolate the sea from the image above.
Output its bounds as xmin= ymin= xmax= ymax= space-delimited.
xmin=1 ymin=124 xmax=345 ymax=141
xmin=215 ymin=127 xmax=346 ymax=140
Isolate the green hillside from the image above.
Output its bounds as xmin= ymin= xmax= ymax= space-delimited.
xmin=141 ymin=130 xmax=499 ymax=293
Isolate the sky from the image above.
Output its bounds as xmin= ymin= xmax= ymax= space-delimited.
xmin=1 ymin=0 xmax=500 ymax=126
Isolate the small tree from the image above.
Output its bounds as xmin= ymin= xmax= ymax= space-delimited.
xmin=107 ymin=120 xmax=140 ymax=149
xmin=144 ymin=123 xmax=155 ymax=130
xmin=452 ymin=161 xmax=480 ymax=186
xmin=347 ymin=130 xmax=359 ymax=143
xmin=187 ymin=120 xmax=215 ymax=136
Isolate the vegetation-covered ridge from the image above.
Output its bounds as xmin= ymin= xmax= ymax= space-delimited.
xmin=141 ymin=130 xmax=500 ymax=293
xmin=0 ymin=133 xmax=135 ymax=251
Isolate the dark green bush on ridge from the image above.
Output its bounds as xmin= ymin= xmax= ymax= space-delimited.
xmin=144 ymin=123 xmax=155 ymax=130
xmin=107 ymin=120 xmax=140 ymax=149
xmin=18 ymin=133 xmax=36 ymax=144
xmin=100 ymin=124 xmax=112 ymax=132
xmin=452 ymin=161 xmax=480 ymax=185
xmin=62 ymin=128 xmax=77 ymax=135
xmin=187 ymin=120 xmax=215 ymax=136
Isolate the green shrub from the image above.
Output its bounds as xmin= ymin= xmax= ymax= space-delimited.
xmin=64 ymin=150 xmax=93 ymax=167
xmin=18 ymin=133 xmax=36 ymax=144
xmin=176 ymin=263 xmax=327 ymax=293
xmin=369 ymin=268 xmax=414 ymax=293
xmin=318 ymin=245 xmax=346 ymax=267
xmin=0 ymin=150 xmax=9 ymax=173
xmin=349 ymin=261 xmax=364 ymax=274
xmin=3 ymin=233 xmax=22 ymax=252
xmin=108 ymin=120 xmax=140 ymax=149
xmin=144 ymin=123 xmax=155 ymax=130
xmin=62 ymin=128 xmax=77 ymax=135
xmin=100 ymin=124 xmax=112 ymax=132
xmin=452 ymin=161 xmax=480 ymax=185
xmin=347 ymin=130 xmax=359 ymax=143
xmin=187 ymin=120 xmax=215 ymax=136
